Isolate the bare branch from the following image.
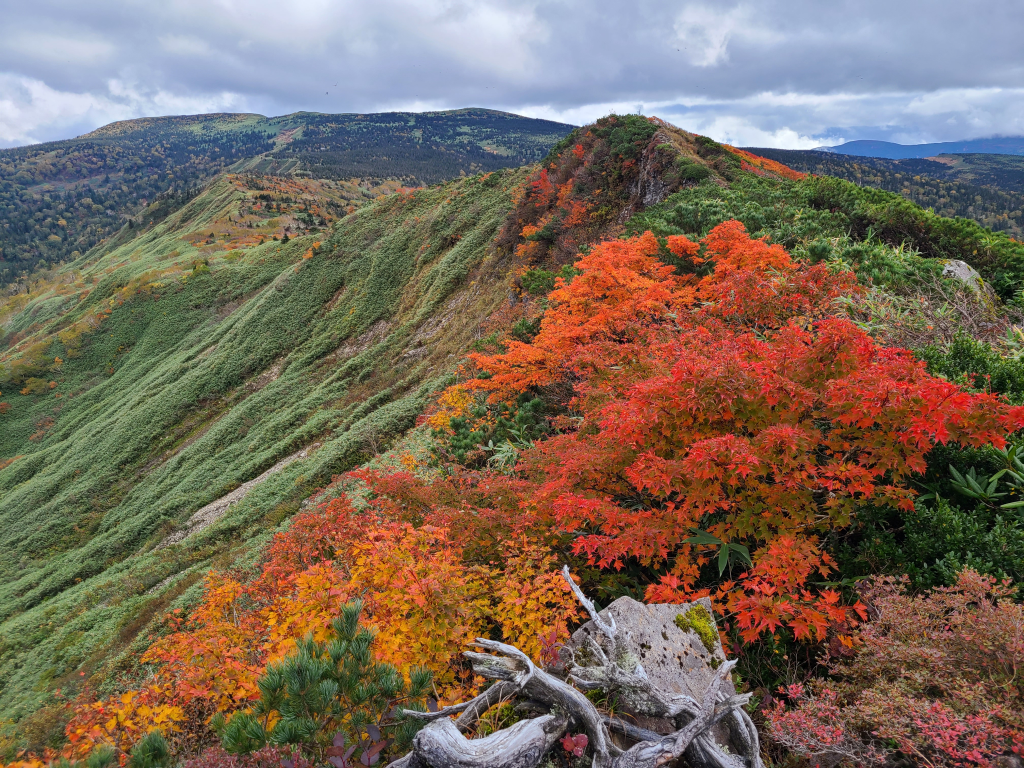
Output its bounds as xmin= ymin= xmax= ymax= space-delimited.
xmin=562 ymin=564 xmax=616 ymax=640
xmin=392 ymin=577 xmax=765 ymax=768
xmin=401 ymin=683 xmax=515 ymax=725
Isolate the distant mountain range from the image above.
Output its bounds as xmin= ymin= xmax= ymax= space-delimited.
xmin=0 ymin=108 xmax=574 ymax=284
xmin=819 ymin=137 xmax=1024 ymax=159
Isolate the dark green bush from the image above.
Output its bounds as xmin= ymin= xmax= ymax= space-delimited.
xmin=520 ymin=264 xmax=579 ymax=296
xmin=840 ymin=497 xmax=1024 ymax=591
xmin=676 ymin=158 xmax=712 ymax=182
xmin=920 ymin=334 xmax=1024 ymax=404
xmin=128 ymin=731 xmax=170 ymax=768
xmin=220 ymin=600 xmax=430 ymax=764
xmin=442 ymin=395 xmax=550 ymax=467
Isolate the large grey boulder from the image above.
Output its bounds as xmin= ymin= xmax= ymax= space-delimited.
xmin=561 ymin=596 xmax=728 ymax=703
xmin=943 ymin=259 xmax=985 ymax=289
xmin=560 ymin=595 xmax=751 ymax=760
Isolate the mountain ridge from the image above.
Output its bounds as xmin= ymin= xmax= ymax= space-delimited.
xmin=0 ymin=109 xmax=575 ymax=285
xmin=78 ymin=108 xmax=568 ymax=141
xmin=819 ymin=136 xmax=1024 ymax=159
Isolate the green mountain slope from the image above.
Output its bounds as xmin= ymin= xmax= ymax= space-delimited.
xmin=744 ymin=147 xmax=1024 ymax=237
xmin=0 ymin=165 xmax=528 ymax=733
xmin=3 ymin=114 xmax=1024 ymax=751
xmin=0 ymin=109 xmax=573 ymax=285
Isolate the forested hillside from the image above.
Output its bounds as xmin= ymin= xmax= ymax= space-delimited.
xmin=0 ymin=109 xmax=573 ymax=284
xmin=747 ymin=147 xmax=1024 ymax=236
xmin=236 ymin=109 xmax=574 ymax=183
xmin=2 ymin=115 xmax=1024 ymax=768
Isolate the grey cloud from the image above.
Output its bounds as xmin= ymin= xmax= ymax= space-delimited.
xmin=1 ymin=0 xmax=1023 ymax=147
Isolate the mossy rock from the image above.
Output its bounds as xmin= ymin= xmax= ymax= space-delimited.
xmin=674 ymin=604 xmax=721 ymax=668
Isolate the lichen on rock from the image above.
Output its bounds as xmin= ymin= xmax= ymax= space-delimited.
xmin=674 ymin=604 xmax=718 ymax=659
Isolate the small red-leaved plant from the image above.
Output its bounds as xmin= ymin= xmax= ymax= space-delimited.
xmin=561 ymin=732 xmax=589 ymax=757
xmin=767 ymin=570 xmax=1024 ymax=767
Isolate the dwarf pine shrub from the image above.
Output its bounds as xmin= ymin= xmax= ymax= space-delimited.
xmin=219 ymin=600 xmax=431 ymax=765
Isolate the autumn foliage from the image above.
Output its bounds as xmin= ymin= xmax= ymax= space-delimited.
xmin=767 ymin=570 xmax=1024 ymax=767
xmin=726 ymin=146 xmax=808 ymax=182
xmin=61 ymin=490 xmax=579 ymax=761
xmin=464 ymin=221 xmax=1024 ymax=641
xmin=34 ymin=215 xmax=1024 ymax=766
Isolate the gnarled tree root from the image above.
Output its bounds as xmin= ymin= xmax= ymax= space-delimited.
xmin=387 ymin=569 xmax=764 ymax=768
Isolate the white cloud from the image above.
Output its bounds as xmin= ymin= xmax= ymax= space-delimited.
xmin=672 ymin=3 xmax=778 ymax=68
xmin=513 ymin=100 xmax=644 ymax=126
xmin=410 ymin=0 xmax=546 ymax=78
xmin=674 ymin=4 xmax=750 ymax=67
xmin=674 ymin=114 xmax=840 ymax=149
xmin=0 ymin=74 xmax=245 ymax=147
xmin=1 ymin=32 xmax=115 ymax=67
xmin=158 ymin=35 xmax=215 ymax=58
xmin=1 ymin=0 xmax=1023 ymax=149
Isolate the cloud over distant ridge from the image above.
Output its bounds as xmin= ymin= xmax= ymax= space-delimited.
xmin=0 ymin=0 xmax=1022 ymax=148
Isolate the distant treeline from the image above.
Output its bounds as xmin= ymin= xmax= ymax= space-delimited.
xmin=0 ymin=120 xmax=274 ymax=283
xmin=275 ymin=111 xmax=572 ymax=184
xmin=746 ymin=148 xmax=1024 ymax=238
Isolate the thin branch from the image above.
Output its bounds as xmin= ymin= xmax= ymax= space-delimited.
xmin=562 ymin=564 xmax=617 ymax=640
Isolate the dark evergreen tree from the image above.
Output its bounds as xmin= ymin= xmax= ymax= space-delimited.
xmin=220 ymin=600 xmax=431 ymax=765
xmin=128 ymin=731 xmax=170 ymax=768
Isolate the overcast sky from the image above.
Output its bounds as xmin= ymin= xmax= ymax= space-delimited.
xmin=1 ymin=0 xmax=1022 ymax=149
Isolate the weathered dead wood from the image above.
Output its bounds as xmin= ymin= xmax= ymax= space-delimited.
xmin=403 ymin=681 xmax=517 ymax=733
xmin=404 ymin=715 xmax=568 ymax=768
xmin=607 ymin=662 xmax=747 ymax=768
xmin=603 ymin=716 xmax=663 ymax=743
xmin=387 ymin=568 xmax=763 ymax=768
xmin=464 ymin=637 xmax=618 ymax=764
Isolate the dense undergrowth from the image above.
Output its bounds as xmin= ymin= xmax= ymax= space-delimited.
xmin=746 ymin=148 xmax=1024 ymax=237
xmin=3 ymin=115 xmax=1024 ymax=767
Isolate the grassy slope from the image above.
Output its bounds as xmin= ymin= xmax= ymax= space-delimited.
xmin=5 ymin=114 xmax=1024 ymax=745
xmin=0 ymin=166 xmax=526 ymax=728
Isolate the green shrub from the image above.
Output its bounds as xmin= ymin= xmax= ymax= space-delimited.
xmin=592 ymin=114 xmax=658 ymax=162
xmin=219 ymin=600 xmax=430 ymax=764
xmin=128 ymin=731 xmax=170 ymax=768
xmin=842 ymin=496 xmax=1024 ymax=591
xmin=442 ymin=395 xmax=549 ymax=467
xmin=676 ymin=158 xmax=711 ymax=182
xmin=520 ymin=264 xmax=579 ymax=296
xmin=920 ymin=334 xmax=1024 ymax=404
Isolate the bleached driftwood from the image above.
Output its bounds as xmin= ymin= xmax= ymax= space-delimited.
xmin=390 ymin=715 xmax=568 ymax=768
xmin=387 ymin=567 xmax=764 ymax=768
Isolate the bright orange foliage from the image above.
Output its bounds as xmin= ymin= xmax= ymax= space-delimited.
xmin=461 ymin=221 xmax=1024 ymax=641
xmin=62 ymin=491 xmax=580 ymax=758
xmin=725 ymin=147 xmax=808 ymax=182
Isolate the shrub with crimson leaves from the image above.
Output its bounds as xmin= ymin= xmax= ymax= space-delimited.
xmin=767 ymin=570 xmax=1024 ymax=767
